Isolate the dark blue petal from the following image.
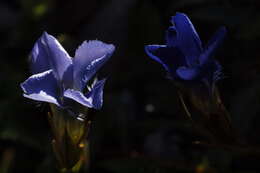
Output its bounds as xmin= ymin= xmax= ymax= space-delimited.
xmin=42 ymin=32 xmax=72 ymax=81
xmin=199 ymin=27 xmax=227 ymax=65
xmin=172 ymin=12 xmax=203 ymax=66
xmin=73 ymin=40 xmax=115 ymax=90
xmin=202 ymin=60 xmax=223 ymax=84
xmin=166 ymin=26 xmax=177 ymax=47
xmin=20 ymin=70 xmax=60 ymax=106
xmin=64 ymin=79 xmax=106 ymax=109
xmin=145 ymin=45 xmax=169 ymax=70
xmin=30 ymin=34 xmax=51 ymax=74
xmin=176 ymin=66 xmax=201 ymax=80
xmin=145 ymin=45 xmax=186 ymax=77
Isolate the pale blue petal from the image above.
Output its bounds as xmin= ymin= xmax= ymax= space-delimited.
xmin=30 ymin=34 xmax=51 ymax=74
xmin=73 ymin=40 xmax=115 ymax=90
xmin=64 ymin=79 xmax=106 ymax=109
xmin=172 ymin=12 xmax=202 ymax=66
xmin=62 ymin=64 xmax=74 ymax=89
xmin=63 ymin=89 xmax=93 ymax=108
xmin=85 ymin=79 xmax=106 ymax=109
xmin=20 ymin=70 xmax=60 ymax=106
xmin=42 ymin=32 xmax=72 ymax=81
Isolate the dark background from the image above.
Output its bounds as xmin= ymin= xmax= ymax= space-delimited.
xmin=1 ymin=0 xmax=260 ymax=172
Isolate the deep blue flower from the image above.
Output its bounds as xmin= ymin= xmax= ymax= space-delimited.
xmin=145 ymin=12 xmax=226 ymax=85
xmin=21 ymin=32 xmax=115 ymax=110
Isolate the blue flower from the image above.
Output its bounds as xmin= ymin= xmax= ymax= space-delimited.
xmin=21 ymin=32 xmax=115 ymax=110
xmin=145 ymin=12 xmax=226 ymax=85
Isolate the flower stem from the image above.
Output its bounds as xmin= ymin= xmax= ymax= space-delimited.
xmin=177 ymin=85 xmax=239 ymax=145
xmin=48 ymin=104 xmax=90 ymax=173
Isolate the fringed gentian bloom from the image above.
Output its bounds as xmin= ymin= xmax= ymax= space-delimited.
xmin=20 ymin=32 xmax=115 ymax=172
xmin=145 ymin=13 xmax=235 ymax=144
xmin=21 ymin=32 xmax=115 ymax=114
xmin=145 ymin=12 xmax=226 ymax=88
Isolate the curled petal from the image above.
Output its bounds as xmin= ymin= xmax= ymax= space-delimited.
xmin=85 ymin=79 xmax=106 ymax=109
xmin=30 ymin=36 xmax=51 ymax=74
xmin=42 ymin=32 xmax=72 ymax=81
xmin=176 ymin=66 xmax=201 ymax=80
xmin=64 ymin=79 xmax=106 ymax=109
xmin=20 ymin=70 xmax=60 ymax=106
xmin=199 ymin=27 xmax=227 ymax=65
xmin=145 ymin=45 xmax=186 ymax=77
xmin=73 ymin=40 xmax=115 ymax=90
xmin=145 ymin=45 xmax=170 ymax=72
xmin=172 ymin=12 xmax=202 ymax=66
xmin=206 ymin=27 xmax=227 ymax=50
xmin=166 ymin=26 xmax=177 ymax=47
xmin=64 ymin=89 xmax=93 ymax=108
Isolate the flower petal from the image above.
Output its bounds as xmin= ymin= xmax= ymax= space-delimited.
xmin=62 ymin=64 xmax=74 ymax=89
xmin=145 ymin=45 xmax=186 ymax=77
xmin=63 ymin=89 xmax=93 ymax=108
xmin=199 ymin=27 xmax=227 ymax=65
xmin=30 ymin=35 xmax=51 ymax=74
xmin=85 ymin=79 xmax=106 ymax=109
xmin=172 ymin=12 xmax=203 ymax=66
xmin=73 ymin=40 xmax=115 ymax=90
xmin=176 ymin=66 xmax=201 ymax=80
xmin=20 ymin=70 xmax=60 ymax=106
xmin=42 ymin=32 xmax=72 ymax=81
xmin=64 ymin=79 xmax=106 ymax=109
xmin=166 ymin=26 xmax=177 ymax=47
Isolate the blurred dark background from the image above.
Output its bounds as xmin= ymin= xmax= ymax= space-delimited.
xmin=1 ymin=0 xmax=260 ymax=172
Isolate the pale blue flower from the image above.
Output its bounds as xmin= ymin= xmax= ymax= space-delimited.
xmin=21 ymin=32 xmax=115 ymax=110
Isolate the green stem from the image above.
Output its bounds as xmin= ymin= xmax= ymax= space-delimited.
xmin=48 ymin=104 xmax=90 ymax=173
